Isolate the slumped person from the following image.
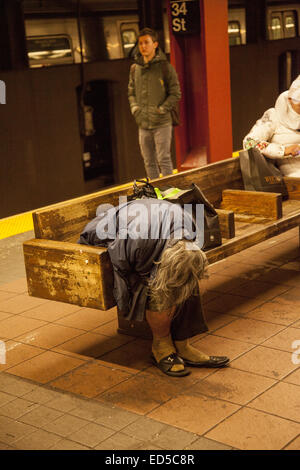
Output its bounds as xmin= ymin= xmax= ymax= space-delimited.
xmin=79 ymin=198 xmax=229 ymax=377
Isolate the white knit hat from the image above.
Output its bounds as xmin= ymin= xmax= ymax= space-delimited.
xmin=288 ymin=75 xmax=300 ymax=102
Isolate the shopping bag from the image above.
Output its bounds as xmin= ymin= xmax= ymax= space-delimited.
xmin=239 ymin=147 xmax=288 ymax=198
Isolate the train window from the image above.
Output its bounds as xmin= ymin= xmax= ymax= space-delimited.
xmin=27 ymin=35 xmax=74 ymax=67
xmin=283 ymin=11 xmax=297 ymax=38
xmin=228 ymin=8 xmax=246 ymax=45
xmin=270 ymin=16 xmax=283 ymax=40
xmin=228 ymin=21 xmax=241 ymax=46
xmin=120 ymin=28 xmax=137 ymax=57
xmin=269 ymin=9 xmax=298 ymax=40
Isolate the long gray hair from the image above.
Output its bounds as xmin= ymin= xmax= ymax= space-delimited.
xmin=148 ymin=240 xmax=208 ymax=312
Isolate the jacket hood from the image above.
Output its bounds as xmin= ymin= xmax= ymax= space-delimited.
xmin=275 ymin=90 xmax=300 ymax=130
xmin=134 ymin=47 xmax=168 ymax=66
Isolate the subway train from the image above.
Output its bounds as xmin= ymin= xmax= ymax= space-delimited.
xmin=22 ymin=0 xmax=300 ymax=181
xmin=24 ymin=2 xmax=300 ymax=66
xmin=24 ymin=2 xmax=246 ymax=65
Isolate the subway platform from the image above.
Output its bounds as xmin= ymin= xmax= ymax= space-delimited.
xmin=0 ymin=220 xmax=299 ymax=451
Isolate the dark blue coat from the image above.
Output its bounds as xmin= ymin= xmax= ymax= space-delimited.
xmin=79 ymin=198 xmax=198 ymax=321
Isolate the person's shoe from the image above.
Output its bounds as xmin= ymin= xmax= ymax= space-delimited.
xmin=151 ymin=352 xmax=190 ymax=377
xmin=182 ymin=356 xmax=230 ymax=368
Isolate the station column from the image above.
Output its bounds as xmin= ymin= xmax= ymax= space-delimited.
xmin=167 ymin=0 xmax=233 ymax=168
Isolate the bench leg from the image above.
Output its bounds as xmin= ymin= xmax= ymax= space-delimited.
xmin=117 ymin=309 xmax=152 ymax=340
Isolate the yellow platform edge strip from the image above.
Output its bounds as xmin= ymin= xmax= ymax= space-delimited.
xmin=0 ymin=212 xmax=34 ymax=241
xmin=0 ymin=153 xmax=239 ymax=240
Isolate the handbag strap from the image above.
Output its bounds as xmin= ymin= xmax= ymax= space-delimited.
xmin=132 ymin=178 xmax=157 ymax=199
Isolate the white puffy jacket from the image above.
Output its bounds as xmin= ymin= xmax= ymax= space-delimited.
xmin=243 ymin=91 xmax=300 ymax=176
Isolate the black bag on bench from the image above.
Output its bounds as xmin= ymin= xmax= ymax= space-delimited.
xmin=155 ymin=183 xmax=222 ymax=251
xmin=129 ymin=179 xmax=222 ymax=251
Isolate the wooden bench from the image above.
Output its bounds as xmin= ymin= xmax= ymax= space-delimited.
xmin=23 ymin=157 xmax=300 ymax=338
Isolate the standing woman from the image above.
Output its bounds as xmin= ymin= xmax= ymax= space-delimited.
xmin=243 ymin=75 xmax=300 ymax=177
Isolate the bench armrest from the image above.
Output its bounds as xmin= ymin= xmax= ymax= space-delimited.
xmin=283 ymin=177 xmax=300 ymax=200
xmin=220 ymin=189 xmax=282 ymax=220
xmin=23 ymin=239 xmax=115 ymax=310
xmin=215 ymin=209 xmax=235 ymax=239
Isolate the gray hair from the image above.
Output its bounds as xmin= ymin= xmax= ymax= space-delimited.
xmin=148 ymin=240 xmax=208 ymax=312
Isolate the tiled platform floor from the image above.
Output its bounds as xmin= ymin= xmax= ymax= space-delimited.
xmin=0 ymin=229 xmax=299 ymax=450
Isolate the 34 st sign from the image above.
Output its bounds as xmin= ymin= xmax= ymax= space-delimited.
xmin=170 ymin=0 xmax=201 ymax=35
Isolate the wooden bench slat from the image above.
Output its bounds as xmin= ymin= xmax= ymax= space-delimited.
xmin=206 ymin=211 xmax=300 ymax=264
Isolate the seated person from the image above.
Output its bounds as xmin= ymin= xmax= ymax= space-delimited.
xmin=79 ymin=197 xmax=229 ymax=377
xmin=243 ymin=75 xmax=300 ymax=177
